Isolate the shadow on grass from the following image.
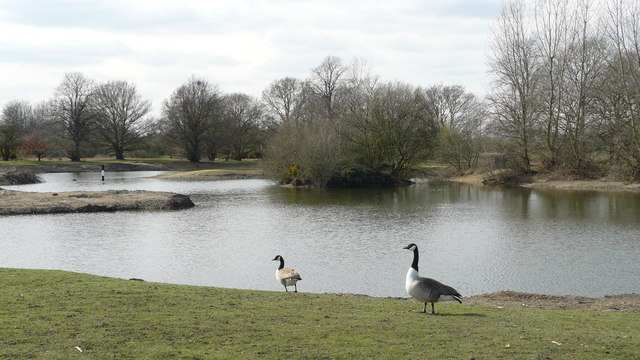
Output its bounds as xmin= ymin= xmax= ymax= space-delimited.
xmin=437 ymin=313 xmax=487 ymax=317
xmin=410 ymin=311 xmax=487 ymax=317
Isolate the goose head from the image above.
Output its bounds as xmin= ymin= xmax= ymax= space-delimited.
xmin=272 ymin=255 xmax=283 ymax=262
xmin=403 ymin=243 xmax=418 ymax=251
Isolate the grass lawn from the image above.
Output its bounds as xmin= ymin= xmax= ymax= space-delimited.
xmin=1 ymin=269 xmax=637 ymax=359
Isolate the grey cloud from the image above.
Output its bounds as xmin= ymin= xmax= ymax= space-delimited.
xmin=0 ymin=42 xmax=131 ymax=67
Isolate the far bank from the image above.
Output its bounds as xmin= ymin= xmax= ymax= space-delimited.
xmin=450 ymin=171 xmax=640 ymax=192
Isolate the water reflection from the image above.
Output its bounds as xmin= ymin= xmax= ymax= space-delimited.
xmin=1 ymin=173 xmax=639 ymax=297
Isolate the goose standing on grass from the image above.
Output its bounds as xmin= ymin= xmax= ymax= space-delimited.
xmin=403 ymin=243 xmax=462 ymax=314
xmin=272 ymin=255 xmax=302 ymax=292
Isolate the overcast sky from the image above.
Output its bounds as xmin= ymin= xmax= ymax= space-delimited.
xmin=0 ymin=0 xmax=505 ymax=115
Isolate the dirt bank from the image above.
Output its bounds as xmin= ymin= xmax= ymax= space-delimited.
xmin=520 ymin=180 xmax=640 ymax=191
xmin=450 ymin=173 xmax=640 ymax=192
xmin=465 ymin=291 xmax=640 ymax=312
xmin=332 ymin=291 xmax=640 ymax=312
xmin=152 ymin=168 xmax=265 ymax=181
xmin=0 ymin=189 xmax=194 ymax=215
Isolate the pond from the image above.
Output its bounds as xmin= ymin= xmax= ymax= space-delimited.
xmin=1 ymin=171 xmax=639 ymax=298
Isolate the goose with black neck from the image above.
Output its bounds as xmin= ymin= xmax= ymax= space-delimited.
xmin=272 ymin=255 xmax=302 ymax=292
xmin=403 ymin=243 xmax=462 ymax=314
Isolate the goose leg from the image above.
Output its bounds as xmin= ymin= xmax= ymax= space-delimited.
xmin=422 ymin=303 xmax=427 ymax=313
xmin=431 ymin=303 xmax=436 ymax=315
xmin=294 ymin=284 xmax=298 ymax=293
xmin=284 ymin=285 xmax=288 ymax=292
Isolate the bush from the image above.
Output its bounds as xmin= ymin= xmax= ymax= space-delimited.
xmin=481 ymin=170 xmax=532 ymax=186
xmin=2 ymin=170 xmax=43 ymax=185
xmin=326 ymin=162 xmax=396 ymax=188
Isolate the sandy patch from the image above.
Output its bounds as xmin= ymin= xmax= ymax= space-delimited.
xmin=465 ymin=291 xmax=640 ymax=312
xmin=449 ymin=172 xmax=640 ymax=192
xmin=153 ymin=169 xmax=264 ymax=181
xmin=521 ymin=180 xmax=640 ymax=191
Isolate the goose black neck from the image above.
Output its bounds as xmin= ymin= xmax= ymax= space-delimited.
xmin=278 ymin=257 xmax=284 ymax=270
xmin=411 ymin=247 xmax=419 ymax=272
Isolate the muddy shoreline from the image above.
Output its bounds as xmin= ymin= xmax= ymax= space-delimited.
xmin=450 ymin=173 xmax=640 ymax=192
xmin=330 ymin=291 xmax=640 ymax=312
xmin=463 ymin=291 xmax=640 ymax=312
xmin=152 ymin=168 xmax=265 ymax=181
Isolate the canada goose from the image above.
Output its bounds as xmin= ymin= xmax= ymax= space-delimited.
xmin=272 ymin=255 xmax=302 ymax=292
xmin=403 ymin=243 xmax=462 ymax=314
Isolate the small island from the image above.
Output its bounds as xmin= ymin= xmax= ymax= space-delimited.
xmin=0 ymin=188 xmax=194 ymax=216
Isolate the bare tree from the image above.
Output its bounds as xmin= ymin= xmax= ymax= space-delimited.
xmin=603 ymin=0 xmax=640 ymax=178
xmin=51 ymin=72 xmax=96 ymax=161
xmin=0 ymin=100 xmax=30 ymax=161
xmin=309 ymin=55 xmax=348 ymax=121
xmin=93 ymin=80 xmax=152 ymax=160
xmin=220 ymin=93 xmax=263 ymax=160
xmin=488 ymin=0 xmax=541 ymax=174
xmin=533 ymin=0 xmax=571 ymax=168
xmin=162 ymin=77 xmax=221 ymax=162
xmin=562 ymin=0 xmax=606 ymax=176
xmin=436 ymin=125 xmax=484 ymax=173
xmin=338 ymin=58 xmax=379 ymax=157
xmin=424 ymin=84 xmax=479 ymax=131
xmin=426 ymin=85 xmax=487 ymax=173
xmin=261 ymin=77 xmax=307 ymax=128
xmin=356 ymin=81 xmax=436 ymax=180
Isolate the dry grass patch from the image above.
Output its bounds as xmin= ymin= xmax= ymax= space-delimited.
xmin=153 ymin=168 xmax=265 ymax=181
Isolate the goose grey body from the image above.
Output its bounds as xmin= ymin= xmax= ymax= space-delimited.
xmin=272 ymin=255 xmax=302 ymax=292
xmin=404 ymin=243 xmax=462 ymax=314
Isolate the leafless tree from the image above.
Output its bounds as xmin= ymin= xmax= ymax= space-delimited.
xmin=220 ymin=93 xmax=263 ymax=160
xmin=561 ymin=0 xmax=606 ymax=176
xmin=602 ymin=0 xmax=640 ymax=177
xmin=533 ymin=0 xmax=571 ymax=168
xmin=309 ymin=55 xmax=348 ymax=121
xmin=426 ymin=85 xmax=487 ymax=172
xmin=338 ymin=58 xmax=380 ymax=157
xmin=93 ymin=80 xmax=152 ymax=160
xmin=261 ymin=77 xmax=307 ymax=128
xmin=355 ymin=81 xmax=436 ymax=180
xmin=487 ymin=0 xmax=541 ymax=174
xmin=162 ymin=77 xmax=222 ymax=162
xmin=0 ymin=100 xmax=30 ymax=161
xmin=425 ymin=84 xmax=483 ymax=131
xmin=51 ymin=72 xmax=96 ymax=161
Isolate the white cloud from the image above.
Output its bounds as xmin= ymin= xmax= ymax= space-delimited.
xmin=0 ymin=0 xmax=504 ymax=115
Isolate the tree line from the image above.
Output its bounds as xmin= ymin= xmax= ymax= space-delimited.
xmin=3 ymin=0 xmax=640 ymax=186
xmin=268 ymin=0 xmax=640 ymax=185
xmin=487 ymin=0 xmax=640 ymax=180
xmin=0 ymin=73 xmax=266 ymax=163
xmin=0 ymin=56 xmax=486 ymax=186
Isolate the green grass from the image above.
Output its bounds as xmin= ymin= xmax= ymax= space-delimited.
xmin=0 ymin=157 xmax=261 ymax=172
xmin=1 ymin=269 xmax=638 ymax=359
xmin=0 ymin=159 xmax=75 ymax=167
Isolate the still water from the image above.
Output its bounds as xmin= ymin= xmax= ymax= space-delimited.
xmin=1 ymin=171 xmax=639 ymax=298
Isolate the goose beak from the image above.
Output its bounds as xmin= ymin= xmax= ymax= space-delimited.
xmin=402 ymin=245 xmax=410 ymax=250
